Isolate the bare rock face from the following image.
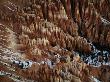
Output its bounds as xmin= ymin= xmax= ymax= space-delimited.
xmin=66 ymin=0 xmax=110 ymax=49
xmin=0 ymin=0 xmax=110 ymax=82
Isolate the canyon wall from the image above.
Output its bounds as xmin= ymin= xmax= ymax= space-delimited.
xmin=0 ymin=0 xmax=110 ymax=82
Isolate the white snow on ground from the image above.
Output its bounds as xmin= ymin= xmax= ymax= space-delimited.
xmin=101 ymin=17 xmax=110 ymax=25
xmin=91 ymin=76 xmax=101 ymax=82
xmin=0 ymin=23 xmax=5 ymax=27
xmin=84 ymin=43 xmax=110 ymax=67
xmin=0 ymin=70 xmax=35 ymax=82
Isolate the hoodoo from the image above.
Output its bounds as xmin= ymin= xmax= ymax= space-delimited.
xmin=0 ymin=0 xmax=110 ymax=82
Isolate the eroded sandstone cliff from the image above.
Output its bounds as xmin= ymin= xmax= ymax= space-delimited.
xmin=0 ymin=0 xmax=110 ymax=82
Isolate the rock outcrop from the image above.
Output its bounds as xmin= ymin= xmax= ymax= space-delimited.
xmin=0 ymin=0 xmax=110 ymax=82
